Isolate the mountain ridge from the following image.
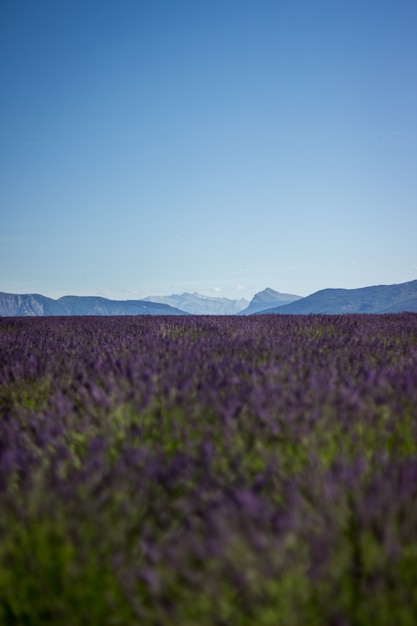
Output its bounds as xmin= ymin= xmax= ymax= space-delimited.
xmin=238 ymin=287 xmax=302 ymax=315
xmin=257 ymin=280 xmax=417 ymax=315
xmin=0 ymin=293 xmax=188 ymax=317
xmin=144 ymin=292 xmax=249 ymax=315
xmin=1 ymin=280 xmax=416 ymax=316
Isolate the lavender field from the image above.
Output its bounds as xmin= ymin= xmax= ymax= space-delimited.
xmin=1 ymin=314 xmax=416 ymax=625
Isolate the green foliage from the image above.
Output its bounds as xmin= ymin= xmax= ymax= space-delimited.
xmin=0 ymin=377 xmax=51 ymax=413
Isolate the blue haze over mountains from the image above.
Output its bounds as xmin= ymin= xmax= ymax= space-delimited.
xmin=143 ymin=293 xmax=250 ymax=315
xmin=0 ymin=281 xmax=416 ymax=316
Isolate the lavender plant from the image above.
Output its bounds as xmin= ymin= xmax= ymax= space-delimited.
xmin=0 ymin=314 xmax=416 ymax=625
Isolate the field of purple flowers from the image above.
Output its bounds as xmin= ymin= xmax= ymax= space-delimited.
xmin=0 ymin=313 xmax=416 ymax=625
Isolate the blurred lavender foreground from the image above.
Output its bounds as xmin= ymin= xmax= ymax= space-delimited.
xmin=0 ymin=314 xmax=416 ymax=625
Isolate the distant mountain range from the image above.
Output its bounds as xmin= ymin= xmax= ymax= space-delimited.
xmin=258 ymin=280 xmax=417 ymax=315
xmin=144 ymin=292 xmax=249 ymax=315
xmin=0 ymin=289 xmax=297 ymax=317
xmin=238 ymin=287 xmax=302 ymax=315
xmin=1 ymin=280 xmax=416 ymax=317
xmin=0 ymin=293 xmax=187 ymax=317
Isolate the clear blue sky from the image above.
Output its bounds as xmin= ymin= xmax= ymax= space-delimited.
xmin=1 ymin=0 xmax=416 ymax=300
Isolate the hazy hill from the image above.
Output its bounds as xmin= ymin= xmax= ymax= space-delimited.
xmin=258 ymin=280 xmax=417 ymax=315
xmin=238 ymin=287 xmax=302 ymax=315
xmin=144 ymin=292 xmax=249 ymax=315
xmin=0 ymin=293 xmax=188 ymax=317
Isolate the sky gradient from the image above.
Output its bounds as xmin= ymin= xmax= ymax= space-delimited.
xmin=1 ymin=0 xmax=416 ymax=300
